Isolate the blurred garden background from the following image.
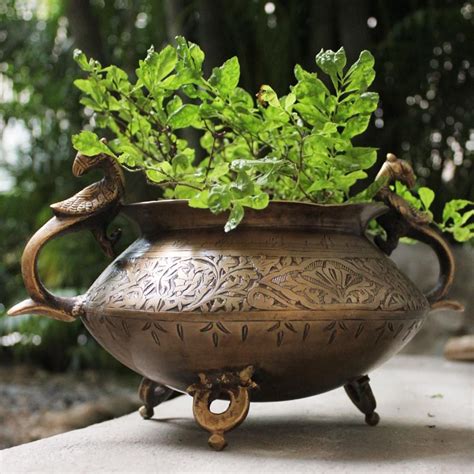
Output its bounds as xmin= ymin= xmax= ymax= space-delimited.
xmin=0 ymin=0 xmax=472 ymax=448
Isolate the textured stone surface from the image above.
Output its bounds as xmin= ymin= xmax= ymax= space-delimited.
xmin=1 ymin=355 xmax=473 ymax=473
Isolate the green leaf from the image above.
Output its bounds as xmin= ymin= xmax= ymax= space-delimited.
xmin=293 ymin=103 xmax=326 ymax=125
xmin=262 ymin=105 xmax=289 ymax=128
xmin=258 ymin=85 xmax=280 ymax=108
xmin=460 ymin=210 xmax=474 ymax=226
xmin=117 ymin=152 xmax=138 ymax=168
xmin=173 ymin=184 xmax=196 ymax=199
xmin=322 ymin=122 xmax=338 ymax=134
xmin=282 ymin=92 xmax=296 ymax=112
xmin=188 ymin=190 xmax=209 ymax=208
xmin=346 ymin=50 xmax=375 ymax=91
xmin=136 ymin=45 xmax=177 ymax=93
xmin=73 ymin=79 xmax=94 ymax=95
xmin=231 ymin=171 xmax=254 ymax=197
xmin=292 ymin=77 xmax=328 ymax=108
xmin=440 ymin=199 xmax=474 ymax=242
xmin=453 ymin=226 xmax=472 ymax=242
xmin=294 ymin=64 xmax=315 ymax=83
xmin=72 ymin=131 xmax=114 ymax=157
xmin=145 ymin=162 xmax=173 ymax=183
xmin=239 ymin=193 xmax=270 ymax=210
xmin=352 ymin=92 xmax=379 ymax=114
xmin=171 ymin=153 xmax=190 ymax=172
xmin=225 ymin=203 xmax=244 ymax=232
xmin=230 ymin=87 xmax=254 ymax=108
xmin=418 ymin=187 xmax=435 ymax=210
xmin=231 ymin=158 xmax=283 ymax=171
xmin=315 ymin=47 xmax=346 ymax=80
xmin=208 ymin=185 xmax=232 ymax=213
xmin=149 ymin=44 xmax=177 ymax=80
xmin=345 ymin=147 xmax=377 ymax=169
xmin=307 ymin=179 xmax=334 ymax=194
xmin=205 ymin=161 xmax=230 ymax=181
xmin=342 ymin=114 xmax=371 ymax=138
xmin=337 ymin=170 xmax=367 ymax=189
xmin=189 ymin=42 xmax=205 ymax=70
xmin=73 ymin=49 xmax=93 ymax=72
xmin=168 ymin=104 xmax=200 ymax=129
xmin=166 ymin=95 xmax=183 ymax=115
xmin=105 ymin=65 xmax=129 ymax=90
xmin=442 ymin=199 xmax=472 ymax=223
xmin=209 ymin=56 xmax=240 ymax=96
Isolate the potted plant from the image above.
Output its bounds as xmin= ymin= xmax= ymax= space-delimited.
xmin=9 ymin=38 xmax=472 ymax=450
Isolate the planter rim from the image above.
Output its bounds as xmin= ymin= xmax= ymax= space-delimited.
xmin=121 ymin=199 xmax=388 ymax=234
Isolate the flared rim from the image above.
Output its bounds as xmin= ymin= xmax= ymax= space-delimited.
xmin=121 ymin=199 xmax=388 ymax=234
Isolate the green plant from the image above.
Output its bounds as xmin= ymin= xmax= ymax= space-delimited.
xmin=72 ymin=37 xmax=472 ymax=240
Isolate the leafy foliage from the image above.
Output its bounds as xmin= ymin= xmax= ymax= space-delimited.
xmin=394 ymin=182 xmax=473 ymax=242
xmin=72 ymin=40 xmax=381 ymax=231
xmin=72 ymin=38 xmax=472 ymax=240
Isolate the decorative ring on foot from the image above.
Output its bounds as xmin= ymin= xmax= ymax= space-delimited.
xmin=187 ymin=366 xmax=257 ymax=450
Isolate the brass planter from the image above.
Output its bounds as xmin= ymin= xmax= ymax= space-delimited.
xmin=9 ymin=154 xmax=457 ymax=450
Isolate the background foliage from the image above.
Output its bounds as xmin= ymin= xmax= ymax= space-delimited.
xmin=0 ymin=0 xmax=472 ymax=370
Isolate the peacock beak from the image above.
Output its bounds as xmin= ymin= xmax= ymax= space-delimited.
xmin=72 ymin=154 xmax=88 ymax=177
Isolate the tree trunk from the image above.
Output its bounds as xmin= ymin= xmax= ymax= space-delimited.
xmin=66 ymin=0 xmax=105 ymax=63
xmin=306 ymin=0 xmax=337 ymax=65
xmin=164 ymin=0 xmax=195 ymax=42
xmin=197 ymin=0 xmax=228 ymax=76
xmin=336 ymin=0 xmax=371 ymax=64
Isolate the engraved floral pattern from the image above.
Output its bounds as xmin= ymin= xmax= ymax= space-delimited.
xmin=85 ymin=255 xmax=428 ymax=314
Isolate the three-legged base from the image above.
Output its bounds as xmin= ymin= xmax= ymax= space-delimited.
xmin=138 ymin=371 xmax=379 ymax=450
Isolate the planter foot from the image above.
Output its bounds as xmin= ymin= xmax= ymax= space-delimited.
xmin=187 ymin=366 xmax=257 ymax=450
xmin=344 ymin=375 xmax=380 ymax=426
xmin=138 ymin=377 xmax=176 ymax=419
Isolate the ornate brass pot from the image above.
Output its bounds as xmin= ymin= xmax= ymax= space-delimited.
xmin=9 ymin=154 xmax=456 ymax=450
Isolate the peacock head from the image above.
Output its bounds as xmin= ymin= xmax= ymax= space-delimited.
xmin=72 ymin=138 xmax=109 ymax=177
xmin=72 ymin=152 xmax=104 ymax=177
xmin=376 ymin=153 xmax=416 ymax=189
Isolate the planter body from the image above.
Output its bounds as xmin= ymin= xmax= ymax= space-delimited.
xmin=80 ymin=201 xmax=428 ymax=401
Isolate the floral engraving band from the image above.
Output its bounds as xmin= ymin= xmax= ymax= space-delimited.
xmin=85 ymin=255 xmax=428 ymax=314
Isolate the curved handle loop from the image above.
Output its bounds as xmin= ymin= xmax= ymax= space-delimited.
xmin=8 ymin=217 xmax=89 ymax=321
xmin=8 ymin=144 xmax=125 ymax=322
xmin=374 ymin=153 xmax=459 ymax=309
xmin=376 ymin=211 xmax=457 ymax=307
xmin=404 ymin=224 xmax=455 ymax=305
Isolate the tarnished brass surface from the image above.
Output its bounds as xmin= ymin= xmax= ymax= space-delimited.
xmin=8 ymin=150 xmax=458 ymax=449
xmin=80 ymin=202 xmax=432 ymax=402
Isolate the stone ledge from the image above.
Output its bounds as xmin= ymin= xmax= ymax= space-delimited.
xmin=1 ymin=355 xmax=473 ymax=473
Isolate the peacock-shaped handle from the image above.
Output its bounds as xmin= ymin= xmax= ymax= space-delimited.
xmin=8 ymin=141 xmax=125 ymax=322
xmin=374 ymin=153 xmax=460 ymax=310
